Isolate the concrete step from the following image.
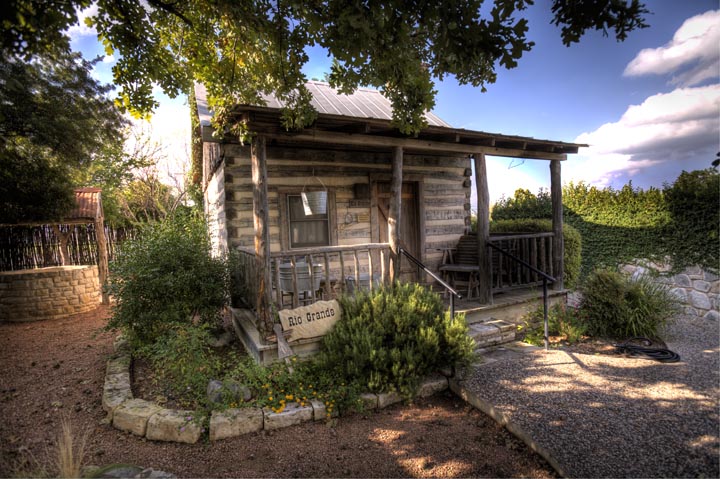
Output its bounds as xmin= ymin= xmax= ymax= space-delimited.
xmin=468 ymin=319 xmax=517 ymax=349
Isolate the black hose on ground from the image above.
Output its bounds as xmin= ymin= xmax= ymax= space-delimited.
xmin=612 ymin=337 xmax=681 ymax=363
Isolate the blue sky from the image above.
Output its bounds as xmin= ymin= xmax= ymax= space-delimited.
xmin=69 ymin=1 xmax=719 ymax=203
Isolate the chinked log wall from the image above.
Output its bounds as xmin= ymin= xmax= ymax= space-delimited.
xmin=217 ymin=142 xmax=472 ymax=275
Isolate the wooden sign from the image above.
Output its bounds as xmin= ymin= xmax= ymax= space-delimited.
xmin=278 ymin=300 xmax=341 ymax=342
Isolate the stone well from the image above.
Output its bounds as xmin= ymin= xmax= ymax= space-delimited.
xmin=0 ymin=265 xmax=101 ymax=322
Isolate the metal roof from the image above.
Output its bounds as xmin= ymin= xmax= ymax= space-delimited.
xmin=68 ymin=188 xmax=102 ymax=221
xmin=195 ymin=82 xmax=450 ymax=127
xmin=194 ymin=82 xmax=587 ymax=157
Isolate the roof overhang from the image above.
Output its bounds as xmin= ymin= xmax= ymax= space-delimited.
xmin=196 ymin=85 xmax=586 ymax=161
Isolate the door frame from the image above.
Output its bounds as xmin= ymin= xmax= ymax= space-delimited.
xmin=369 ymin=173 xmax=426 ymax=267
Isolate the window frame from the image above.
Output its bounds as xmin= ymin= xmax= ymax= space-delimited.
xmin=278 ymin=188 xmax=337 ymax=250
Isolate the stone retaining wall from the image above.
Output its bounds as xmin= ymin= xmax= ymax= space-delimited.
xmin=0 ymin=265 xmax=101 ymax=322
xmin=621 ymin=263 xmax=719 ymax=321
xmin=104 ymin=337 xmax=450 ymax=444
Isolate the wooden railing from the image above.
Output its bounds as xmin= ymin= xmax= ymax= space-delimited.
xmin=488 ymin=232 xmax=555 ymax=293
xmin=270 ymin=243 xmax=391 ymax=309
xmin=232 ymin=243 xmax=392 ymax=312
xmin=232 ymin=247 xmax=261 ymax=310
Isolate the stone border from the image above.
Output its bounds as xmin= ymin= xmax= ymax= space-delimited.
xmin=103 ymin=337 xmax=449 ymax=444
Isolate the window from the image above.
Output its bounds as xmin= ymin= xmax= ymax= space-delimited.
xmin=287 ymin=194 xmax=330 ymax=248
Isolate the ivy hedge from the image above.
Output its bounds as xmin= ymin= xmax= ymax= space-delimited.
xmin=491 ymin=169 xmax=719 ymax=277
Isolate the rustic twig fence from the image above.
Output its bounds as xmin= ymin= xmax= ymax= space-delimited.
xmin=0 ymin=224 xmax=135 ymax=271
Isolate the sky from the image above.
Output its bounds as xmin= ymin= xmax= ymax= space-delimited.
xmin=68 ymin=0 xmax=719 ymax=204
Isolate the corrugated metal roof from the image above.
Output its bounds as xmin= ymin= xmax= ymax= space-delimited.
xmin=68 ymin=188 xmax=102 ymax=221
xmin=195 ymin=82 xmax=452 ymax=127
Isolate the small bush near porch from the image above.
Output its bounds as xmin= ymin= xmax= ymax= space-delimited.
xmin=520 ymin=268 xmax=678 ymax=346
xmin=316 ymin=282 xmax=476 ymax=398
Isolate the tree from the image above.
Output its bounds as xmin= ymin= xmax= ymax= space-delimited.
xmin=0 ymin=47 xmax=127 ymax=223
xmin=2 ymin=0 xmax=649 ymax=137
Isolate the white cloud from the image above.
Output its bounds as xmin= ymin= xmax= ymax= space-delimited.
xmin=624 ymin=10 xmax=720 ymax=87
xmin=570 ymin=85 xmax=719 ymax=187
xmin=65 ymin=5 xmax=99 ymax=40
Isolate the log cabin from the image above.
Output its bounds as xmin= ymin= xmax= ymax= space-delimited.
xmin=194 ymin=82 xmax=585 ymax=362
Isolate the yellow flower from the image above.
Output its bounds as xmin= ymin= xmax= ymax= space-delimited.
xmin=285 ymin=394 xmax=293 ymax=400
xmin=268 ymin=396 xmax=273 ymax=401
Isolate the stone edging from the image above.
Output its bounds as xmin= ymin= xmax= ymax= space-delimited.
xmin=448 ymin=377 xmax=566 ymax=478
xmin=102 ymin=336 xmax=450 ymax=444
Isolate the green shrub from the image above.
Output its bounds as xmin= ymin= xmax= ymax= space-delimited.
xmin=225 ymin=354 xmax=364 ymax=417
xmin=578 ymin=269 xmax=678 ymax=339
xmin=139 ymin=323 xmax=224 ymax=408
xmin=106 ymin=213 xmax=228 ymax=346
xmin=490 ymin=218 xmax=582 ymax=289
xmin=520 ymin=302 xmax=587 ymax=346
xmin=316 ymin=282 xmax=475 ymax=398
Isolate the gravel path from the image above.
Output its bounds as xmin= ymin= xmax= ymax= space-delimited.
xmin=455 ymin=315 xmax=719 ymax=478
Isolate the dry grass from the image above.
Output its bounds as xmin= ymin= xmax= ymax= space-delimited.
xmin=53 ymin=418 xmax=87 ymax=479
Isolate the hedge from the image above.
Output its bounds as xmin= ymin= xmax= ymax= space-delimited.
xmin=490 ymin=169 xmax=719 ymax=277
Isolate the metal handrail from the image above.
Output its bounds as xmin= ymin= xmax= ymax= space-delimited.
xmin=487 ymin=242 xmax=556 ymax=350
xmin=399 ymin=247 xmax=462 ymax=318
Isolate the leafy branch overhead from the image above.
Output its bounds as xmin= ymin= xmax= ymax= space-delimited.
xmin=3 ymin=0 xmax=648 ymax=135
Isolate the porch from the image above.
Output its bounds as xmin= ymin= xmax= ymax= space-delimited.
xmin=231 ymin=229 xmax=563 ymax=322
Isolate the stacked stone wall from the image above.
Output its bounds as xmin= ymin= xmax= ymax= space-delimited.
xmin=621 ymin=263 xmax=719 ymax=321
xmin=0 ymin=265 xmax=100 ymax=322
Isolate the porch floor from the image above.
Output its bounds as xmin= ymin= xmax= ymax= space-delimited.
xmin=441 ymin=287 xmax=568 ymax=325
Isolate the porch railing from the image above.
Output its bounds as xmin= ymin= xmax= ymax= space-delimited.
xmin=488 ymin=232 xmax=554 ymax=293
xmin=232 ymin=243 xmax=392 ymax=312
xmin=487 ymin=241 xmax=555 ymax=350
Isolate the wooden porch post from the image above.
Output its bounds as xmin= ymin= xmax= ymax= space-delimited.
xmin=550 ymin=160 xmax=564 ymax=290
xmin=388 ymin=146 xmax=403 ymax=283
xmin=474 ymin=154 xmax=491 ymax=303
xmin=95 ymin=217 xmax=110 ymax=305
xmin=252 ymin=135 xmax=273 ymax=336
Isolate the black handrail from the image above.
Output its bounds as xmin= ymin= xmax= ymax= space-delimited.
xmin=398 ymin=247 xmax=462 ymax=318
xmin=487 ymin=242 xmax=556 ymax=350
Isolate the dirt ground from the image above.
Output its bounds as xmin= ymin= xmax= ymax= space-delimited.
xmin=0 ymin=306 xmax=556 ymax=478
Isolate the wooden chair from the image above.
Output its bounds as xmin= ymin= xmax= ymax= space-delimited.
xmin=439 ymin=235 xmax=481 ymax=298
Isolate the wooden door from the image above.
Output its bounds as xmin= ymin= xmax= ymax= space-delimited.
xmin=375 ymin=182 xmax=420 ymax=282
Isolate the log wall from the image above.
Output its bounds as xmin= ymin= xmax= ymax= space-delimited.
xmin=216 ymin=142 xmax=471 ymax=276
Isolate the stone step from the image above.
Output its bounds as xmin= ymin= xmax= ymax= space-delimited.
xmin=468 ymin=319 xmax=517 ymax=349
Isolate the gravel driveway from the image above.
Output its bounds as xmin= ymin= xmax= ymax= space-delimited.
xmin=453 ymin=315 xmax=719 ymax=478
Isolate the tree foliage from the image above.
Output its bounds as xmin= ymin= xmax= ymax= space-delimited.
xmin=0 ymin=47 xmax=127 ymax=223
xmin=2 ymin=0 xmax=649 ymax=136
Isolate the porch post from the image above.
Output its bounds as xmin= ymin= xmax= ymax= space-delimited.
xmin=388 ymin=146 xmax=403 ymax=283
xmin=252 ymin=135 xmax=273 ymax=336
xmin=550 ymin=160 xmax=564 ymax=290
xmin=474 ymin=154 xmax=491 ymax=303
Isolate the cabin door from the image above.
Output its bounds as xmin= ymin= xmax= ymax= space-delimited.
xmin=374 ymin=181 xmax=420 ymax=282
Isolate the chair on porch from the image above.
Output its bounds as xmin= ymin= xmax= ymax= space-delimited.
xmin=438 ymin=235 xmax=481 ymax=298
xmin=277 ymin=262 xmax=324 ymax=307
